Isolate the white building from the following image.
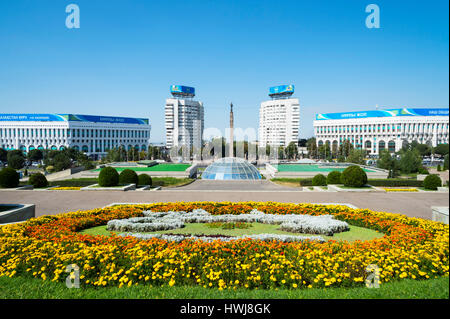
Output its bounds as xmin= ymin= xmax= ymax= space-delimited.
xmin=0 ymin=114 xmax=151 ymax=159
xmin=259 ymin=85 xmax=300 ymax=148
xmin=165 ymin=85 xmax=204 ymax=151
xmin=313 ymin=108 xmax=449 ymax=155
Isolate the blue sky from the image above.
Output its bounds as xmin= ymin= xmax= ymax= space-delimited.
xmin=0 ymin=0 xmax=448 ymax=143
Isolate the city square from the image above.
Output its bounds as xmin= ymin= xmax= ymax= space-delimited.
xmin=0 ymin=0 xmax=448 ymax=312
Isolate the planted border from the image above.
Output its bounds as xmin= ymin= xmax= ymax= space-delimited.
xmin=0 ymin=202 xmax=448 ymax=290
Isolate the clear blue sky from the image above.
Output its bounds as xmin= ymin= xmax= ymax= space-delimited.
xmin=0 ymin=0 xmax=448 ymax=143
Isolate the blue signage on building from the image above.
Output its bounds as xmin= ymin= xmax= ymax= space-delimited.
xmin=0 ymin=114 xmax=149 ymax=125
xmin=0 ymin=114 xmax=66 ymax=122
xmin=170 ymin=85 xmax=195 ymax=96
xmin=269 ymin=85 xmax=294 ymax=96
xmin=315 ymin=108 xmax=449 ymax=120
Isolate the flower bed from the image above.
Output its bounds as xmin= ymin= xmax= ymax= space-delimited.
xmin=50 ymin=187 xmax=82 ymax=191
xmin=0 ymin=202 xmax=448 ymax=290
xmin=382 ymin=188 xmax=419 ymax=192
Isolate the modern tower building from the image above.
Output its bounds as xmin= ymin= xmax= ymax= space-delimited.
xmin=258 ymin=85 xmax=300 ymax=148
xmin=165 ymin=85 xmax=204 ymax=151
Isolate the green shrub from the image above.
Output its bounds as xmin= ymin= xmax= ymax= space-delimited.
xmin=7 ymin=155 xmax=25 ymax=170
xmin=28 ymin=173 xmax=48 ymax=188
xmin=418 ymin=166 xmax=429 ymax=174
xmin=341 ymin=165 xmax=368 ymax=187
xmin=312 ymin=174 xmax=327 ymax=186
xmin=423 ymin=174 xmax=442 ymax=190
xmin=326 ymin=171 xmax=342 ymax=184
xmin=437 ymin=165 xmax=441 ymax=172
xmin=138 ymin=174 xmax=152 ymax=186
xmin=98 ymin=167 xmax=119 ymax=187
xmin=46 ymin=166 xmax=55 ymax=173
xmin=0 ymin=168 xmax=20 ymax=188
xmin=298 ymin=178 xmax=313 ymax=186
xmin=444 ymin=154 xmax=449 ymax=171
xmin=367 ymin=179 xmax=423 ymax=187
xmin=119 ymin=169 xmax=138 ymax=186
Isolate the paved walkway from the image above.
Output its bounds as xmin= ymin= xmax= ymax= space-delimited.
xmin=0 ymin=189 xmax=448 ymax=220
xmin=174 ymin=180 xmax=297 ymax=191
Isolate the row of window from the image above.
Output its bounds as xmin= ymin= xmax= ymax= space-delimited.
xmin=316 ymin=122 xmax=449 ymax=134
xmin=0 ymin=127 xmax=150 ymax=139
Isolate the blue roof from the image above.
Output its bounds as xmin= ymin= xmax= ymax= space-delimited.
xmin=316 ymin=108 xmax=449 ymax=120
xmin=0 ymin=114 xmax=149 ymax=125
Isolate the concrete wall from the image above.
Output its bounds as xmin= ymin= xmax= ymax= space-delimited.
xmin=0 ymin=204 xmax=35 ymax=224
xmin=46 ymin=166 xmax=85 ymax=181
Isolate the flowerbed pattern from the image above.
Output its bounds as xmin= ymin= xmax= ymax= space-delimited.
xmin=0 ymin=202 xmax=448 ymax=290
xmin=106 ymin=209 xmax=350 ymax=236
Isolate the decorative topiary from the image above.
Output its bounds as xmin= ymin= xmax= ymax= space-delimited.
xmin=423 ymin=174 xmax=442 ymax=190
xmin=312 ymin=174 xmax=327 ymax=186
xmin=0 ymin=167 xmax=20 ymax=188
xmin=341 ymin=165 xmax=368 ymax=187
xmin=119 ymin=169 xmax=138 ymax=186
xmin=437 ymin=165 xmax=441 ymax=172
xmin=98 ymin=167 xmax=119 ymax=187
xmin=138 ymin=174 xmax=152 ymax=186
xmin=28 ymin=173 xmax=48 ymax=188
xmin=326 ymin=171 xmax=342 ymax=184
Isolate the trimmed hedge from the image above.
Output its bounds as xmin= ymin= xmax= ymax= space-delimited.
xmin=326 ymin=171 xmax=342 ymax=184
xmin=138 ymin=174 xmax=152 ymax=186
xmin=367 ymin=179 xmax=423 ymax=187
xmin=423 ymin=174 xmax=442 ymax=190
xmin=312 ymin=174 xmax=327 ymax=186
xmin=341 ymin=165 xmax=368 ymax=187
xmin=0 ymin=168 xmax=20 ymax=188
xmin=98 ymin=167 xmax=119 ymax=187
xmin=119 ymin=169 xmax=139 ymax=186
xmin=28 ymin=173 xmax=48 ymax=188
xmin=298 ymin=178 xmax=313 ymax=187
xmin=48 ymin=179 xmax=98 ymax=187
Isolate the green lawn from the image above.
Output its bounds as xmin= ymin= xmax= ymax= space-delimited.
xmin=274 ymin=164 xmax=375 ymax=173
xmin=79 ymin=223 xmax=384 ymax=242
xmin=152 ymin=177 xmax=194 ymax=188
xmin=0 ymin=275 xmax=447 ymax=299
xmin=93 ymin=164 xmax=191 ymax=172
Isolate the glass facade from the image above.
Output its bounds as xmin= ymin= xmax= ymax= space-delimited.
xmin=202 ymin=157 xmax=262 ymax=180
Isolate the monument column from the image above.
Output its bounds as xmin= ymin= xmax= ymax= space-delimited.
xmin=229 ymin=103 xmax=234 ymax=157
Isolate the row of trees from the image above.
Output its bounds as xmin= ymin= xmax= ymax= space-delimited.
xmin=101 ymin=141 xmax=303 ymax=163
xmin=102 ymin=145 xmax=170 ymax=163
xmin=377 ymin=142 xmax=449 ymax=178
xmin=306 ymin=138 xmax=366 ymax=164
xmin=0 ymin=147 xmax=95 ymax=172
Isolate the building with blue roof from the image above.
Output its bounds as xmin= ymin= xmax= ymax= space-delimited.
xmin=313 ymin=108 xmax=449 ymax=156
xmin=0 ymin=113 xmax=151 ymax=159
